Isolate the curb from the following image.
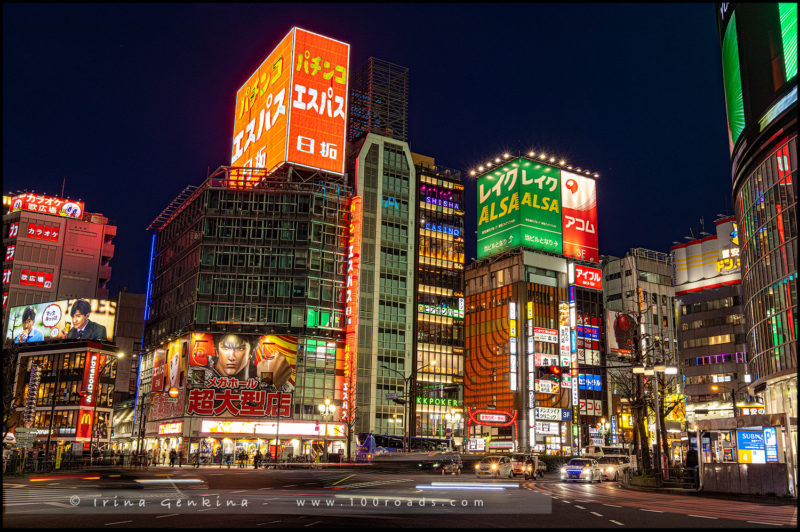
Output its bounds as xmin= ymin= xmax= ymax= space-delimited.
xmin=619 ymin=482 xmax=798 ymax=505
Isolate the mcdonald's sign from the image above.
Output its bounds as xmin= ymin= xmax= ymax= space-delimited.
xmin=76 ymin=408 xmax=94 ymax=440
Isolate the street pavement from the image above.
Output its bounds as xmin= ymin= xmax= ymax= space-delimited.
xmin=2 ymin=466 xmax=797 ymax=528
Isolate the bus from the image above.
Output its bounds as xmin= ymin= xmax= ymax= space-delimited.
xmin=355 ymin=433 xmax=454 ymax=462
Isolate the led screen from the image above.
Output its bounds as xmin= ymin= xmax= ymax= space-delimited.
xmin=6 ymin=299 xmax=116 ymax=343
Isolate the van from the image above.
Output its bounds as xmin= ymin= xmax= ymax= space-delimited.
xmin=583 ymin=445 xmax=604 ymax=458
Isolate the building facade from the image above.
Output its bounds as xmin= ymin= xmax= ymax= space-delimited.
xmin=347 ymin=134 xmax=416 ymax=438
xmin=410 ymin=154 xmax=465 ymax=442
xmin=603 ymin=248 xmax=683 ymax=461
xmin=138 ymin=166 xmax=352 ymax=461
xmin=3 ymin=193 xmax=115 ymax=334
xmin=671 ymin=216 xmax=750 ymax=424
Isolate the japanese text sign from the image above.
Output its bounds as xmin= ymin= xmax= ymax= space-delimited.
xmin=561 ymin=171 xmax=599 ymax=262
xmin=231 ymin=27 xmax=349 ymax=182
xmin=10 ymin=193 xmax=83 ymax=219
xmin=574 ymin=264 xmax=602 ymax=290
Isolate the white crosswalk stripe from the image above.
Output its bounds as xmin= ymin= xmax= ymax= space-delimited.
xmin=332 ymin=478 xmax=414 ymax=489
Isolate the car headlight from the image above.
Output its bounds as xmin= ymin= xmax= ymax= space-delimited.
xmin=560 ymin=467 xmax=566 ymax=473
xmin=475 ymin=464 xmax=480 ymax=470
xmin=433 ymin=463 xmax=439 ymax=468
xmin=607 ymin=467 xmax=614 ymax=473
xmin=581 ymin=469 xmax=590 ymax=476
xmin=491 ymin=464 xmax=497 ymax=470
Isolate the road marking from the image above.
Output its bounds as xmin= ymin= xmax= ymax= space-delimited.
xmin=688 ymin=515 xmax=717 ymax=519
xmin=267 ymin=521 xmax=282 ymax=524
xmin=591 ymin=512 xmax=603 ymax=517
xmin=258 ymin=487 xmax=273 ymax=490
xmin=575 ymin=505 xmax=585 ymax=509
xmin=198 ymin=508 xmax=217 ymax=512
xmin=105 ymin=521 xmax=133 ymax=526
xmin=640 ymin=509 xmax=663 ymax=513
xmin=603 ymin=504 xmax=622 ymax=508
xmin=304 ymin=521 xmax=322 ymax=527
xmin=609 ymin=520 xmax=624 ymax=526
xmin=284 ymin=484 xmax=297 ymax=487
xmin=232 ymin=490 xmax=247 ymax=493
xmin=332 ymin=474 xmax=354 ymax=486
xmin=746 ymin=521 xmax=783 ymax=526
xmin=155 ymin=514 xmax=179 ymax=519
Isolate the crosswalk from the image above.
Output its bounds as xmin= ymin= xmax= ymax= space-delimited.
xmin=329 ymin=478 xmax=414 ymax=490
xmin=527 ymin=481 xmax=798 ymax=526
xmin=2 ymin=488 xmax=101 ymax=508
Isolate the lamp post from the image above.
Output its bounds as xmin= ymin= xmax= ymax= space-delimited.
xmin=90 ymin=352 xmax=122 ymax=465
xmin=632 ymin=362 xmax=678 ymax=477
xmin=318 ymin=398 xmax=336 ymax=462
xmin=380 ymin=361 xmax=437 ymax=452
xmin=444 ymin=409 xmax=462 ymax=447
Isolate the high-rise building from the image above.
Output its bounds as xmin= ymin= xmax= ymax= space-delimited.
xmin=348 ymin=58 xmax=409 ymax=143
xmin=603 ymin=248 xmax=683 ymax=461
xmin=347 ymin=134 xmax=416 ymax=438
xmin=139 ymin=166 xmax=352 ymax=459
xmin=671 ymin=216 xmax=750 ymax=424
xmin=716 ymin=3 xmax=796 ymax=440
xmin=410 ymin=154 xmax=465 ymax=442
xmin=464 ymin=153 xmax=603 ymax=455
xmin=3 ymin=192 xmax=116 ymax=333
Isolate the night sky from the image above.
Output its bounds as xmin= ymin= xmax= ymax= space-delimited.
xmin=3 ymin=3 xmax=733 ymax=297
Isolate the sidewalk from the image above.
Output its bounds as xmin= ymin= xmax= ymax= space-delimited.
xmin=619 ymin=480 xmax=798 ymax=505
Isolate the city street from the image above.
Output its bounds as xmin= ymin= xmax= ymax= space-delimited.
xmin=3 ymin=466 xmax=796 ymax=528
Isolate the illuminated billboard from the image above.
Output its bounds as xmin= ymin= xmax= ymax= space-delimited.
xmin=561 ymin=172 xmax=599 ymax=261
xmin=9 ymin=193 xmax=84 ymax=219
xmin=476 ymin=157 xmax=598 ymax=261
xmin=231 ymin=27 xmax=349 ymax=183
xmin=6 ymin=299 xmax=116 ymax=344
xmin=606 ymin=310 xmax=634 ymax=356
xmin=717 ymin=3 xmax=797 ymax=160
xmin=672 ymin=216 xmax=741 ymax=295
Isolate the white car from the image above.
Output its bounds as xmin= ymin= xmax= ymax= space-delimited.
xmin=475 ymin=456 xmax=514 ymax=478
xmin=597 ymin=456 xmax=630 ymax=481
xmin=560 ymin=458 xmax=602 ymax=483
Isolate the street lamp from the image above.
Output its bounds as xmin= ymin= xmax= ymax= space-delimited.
xmin=380 ymin=361 xmax=437 ymax=452
xmin=318 ymin=398 xmax=336 ymax=462
xmin=444 ymin=409 xmax=463 ymax=445
xmin=632 ymin=361 xmax=678 ymax=477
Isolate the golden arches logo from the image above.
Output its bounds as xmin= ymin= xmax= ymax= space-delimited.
xmin=79 ymin=413 xmax=92 ymax=426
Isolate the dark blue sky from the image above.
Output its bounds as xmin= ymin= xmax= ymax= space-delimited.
xmin=3 ymin=3 xmax=733 ymax=296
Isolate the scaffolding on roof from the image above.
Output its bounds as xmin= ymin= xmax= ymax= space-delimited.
xmin=348 ymin=57 xmax=409 ymax=143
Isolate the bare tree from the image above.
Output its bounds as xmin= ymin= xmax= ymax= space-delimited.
xmin=2 ymin=341 xmax=24 ymax=443
xmin=343 ymin=403 xmax=359 ymax=462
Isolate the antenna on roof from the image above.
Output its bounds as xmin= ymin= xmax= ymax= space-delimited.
xmin=61 ymin=177 xmax=66 ymax=197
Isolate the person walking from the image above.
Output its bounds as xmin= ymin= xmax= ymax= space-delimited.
xmin=225 ymin=452 xmax=232 ymax=469
xmin=254 ymin=449 xmax=262 ymax=470
xmin=192 ymin=450 xmax=200 ymax=468
xmin=178 ymin=449 xmax=184 ymax=468
xmin=169 ymin=449 xmax=177 ymax=467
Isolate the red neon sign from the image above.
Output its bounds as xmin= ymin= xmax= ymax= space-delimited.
xmin=342 ymin=196 xmax=362 ymax=422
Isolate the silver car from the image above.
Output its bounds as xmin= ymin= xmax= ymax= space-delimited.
xmin=475 ymin=456 xmax=514 ymax=478
xmin=597 ymin=456 xmax=630 ymax=481
xmin=560 ymin=458 xmax=602 ymax=483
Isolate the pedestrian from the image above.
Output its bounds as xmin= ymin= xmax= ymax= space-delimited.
xmin=162 ymin=450 xmax=167 ymax=465
xmin=225 ymin=452 xmax=232 ymax=469
xmin=192 ymin=451 xmax=200 ymax=469
xmin=254 ymin=450 xmax=262 ymax=469
xmin=178 ymin=449 xmax=184 ymax=468
xmin=169 ymin=449 xmax=177 ymax=467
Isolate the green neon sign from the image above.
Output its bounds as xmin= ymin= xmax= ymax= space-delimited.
xmin=476 ymin=157 xmax=563 ymax=259
xmin=416 ymin=396 xmax=460 ymax=407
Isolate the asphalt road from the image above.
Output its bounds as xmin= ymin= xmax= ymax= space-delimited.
xmin=3 ymin=466 xmax=797 ymax=528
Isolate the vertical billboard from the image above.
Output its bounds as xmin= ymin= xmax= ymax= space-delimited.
xmin=561 ymin=171 xmax=599 ymax=262
xmin=342 ymin=196 xmax=362 ymax=423
xmin=477 ymin=157 xmax=598 ymax=261
xmin=607 ymin=310 xmax=634 ymax=355
xmin=231 ymin=27 xmax=349 ymax=185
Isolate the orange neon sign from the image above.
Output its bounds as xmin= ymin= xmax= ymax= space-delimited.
xmin=231 ymin=27 xmax=349 ymax=186
xmin=342 ymin=196 xmax=362 ymax=422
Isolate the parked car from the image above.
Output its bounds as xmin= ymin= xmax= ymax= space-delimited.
xmin=560 ymin=458 xmax=602 ymax=483
xmin=597 ymin=455 xmax=630 ymax=481
xmin=475 ymin=456 xmax=513 ymax=478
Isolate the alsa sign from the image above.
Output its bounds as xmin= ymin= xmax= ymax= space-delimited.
xmin=574 ymin=264 xmax=602 ymax=290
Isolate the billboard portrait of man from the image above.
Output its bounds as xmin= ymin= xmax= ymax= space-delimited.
xmin=14 ymin=306 xmax=45 ymax=343
xmin=62 ymin=299 xmax=107 ymax=340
